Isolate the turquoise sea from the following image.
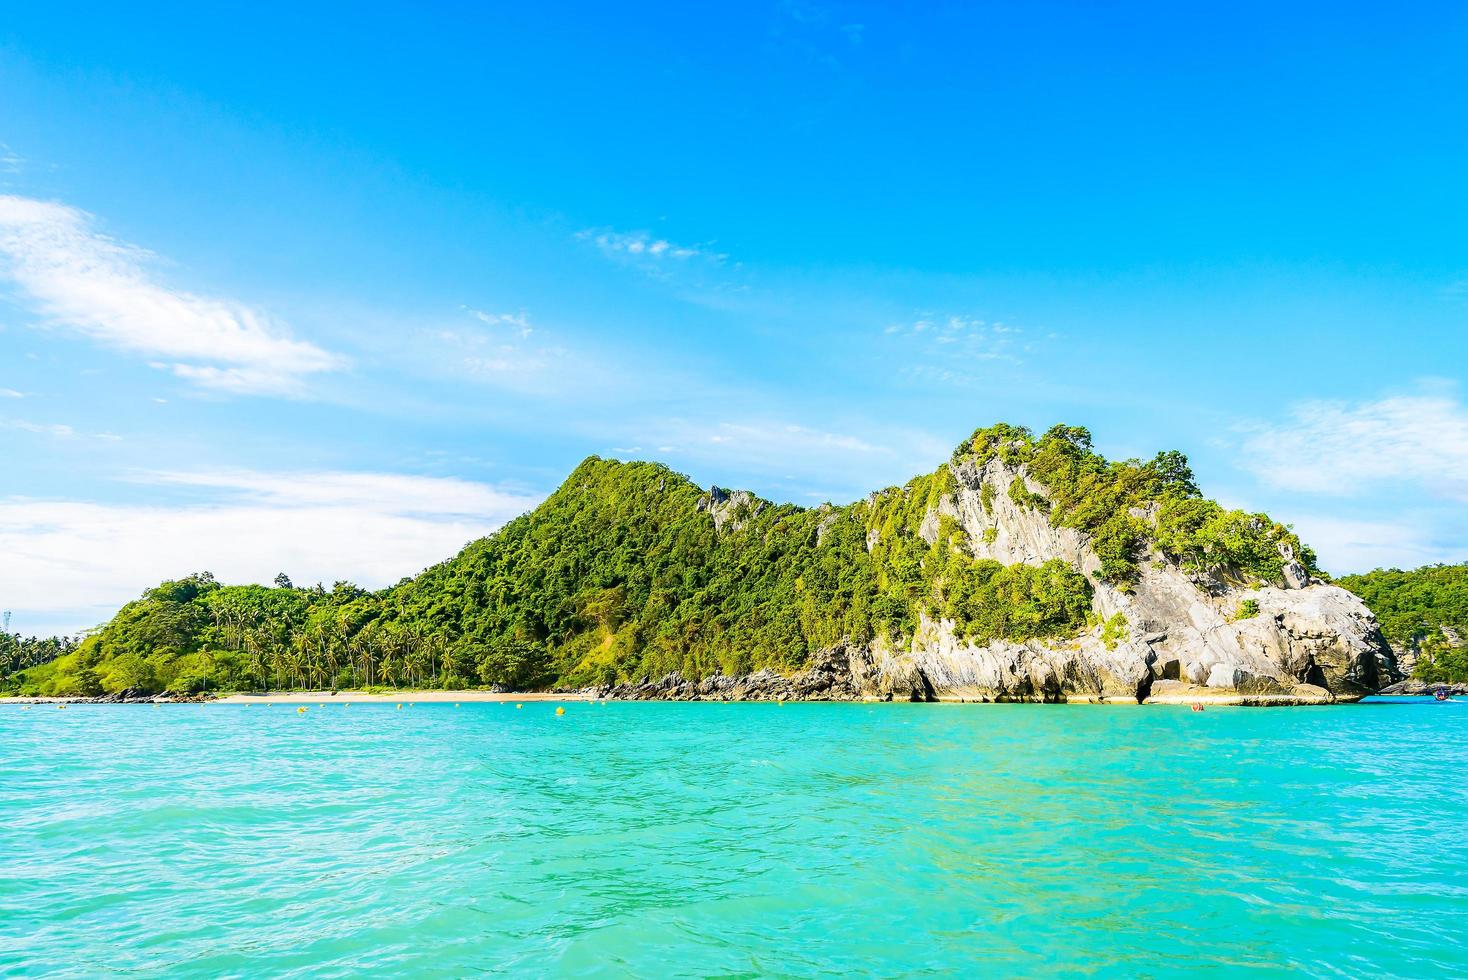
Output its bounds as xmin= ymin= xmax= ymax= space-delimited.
xmin=1 ymin=699 xmax=1464 ymax=978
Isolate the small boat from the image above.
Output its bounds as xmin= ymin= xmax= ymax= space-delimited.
xmin=1434 ymin=688 xmax=1451 ymax=702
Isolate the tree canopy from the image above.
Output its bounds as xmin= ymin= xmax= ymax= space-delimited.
xmin=1339 ymin=564 xmax=1468 ymax=683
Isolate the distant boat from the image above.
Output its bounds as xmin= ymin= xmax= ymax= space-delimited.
xmin=1434 ymin=688 xmax=1451 ymax=702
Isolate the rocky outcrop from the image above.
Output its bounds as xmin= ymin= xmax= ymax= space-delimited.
xmin=5 ymin=688 xmax=211 ymax=704
xmin=1378 ymin=679 xmax=1468 ymax=697
xmin=696 ymin=486 xmax=765 ymax=534
xmin=623 ymin=458 xmax=1398 ymax=706
xmin=596 ymin=644 xmax=933 ymax=702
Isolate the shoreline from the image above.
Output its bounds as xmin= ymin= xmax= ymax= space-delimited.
xmin=0 ymin=686 xmax=1444 ymax=707
xmin=0 ymin=690 xmax=594 ymax=705
xmin=1 ymin=690 xmax=1442 ymax=706
xmin=218 ymin=690 xmax=590 ymax=704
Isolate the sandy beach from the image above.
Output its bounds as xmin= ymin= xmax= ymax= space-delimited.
xmin=1 ymin=690 xmax=595 ymax=705
xmin=215 ymin=690 xmax=593 ymax=704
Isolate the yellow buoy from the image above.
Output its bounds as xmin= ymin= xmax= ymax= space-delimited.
xmin=58 ymin=704 xmax=66 ymax=710
xmin=454 ymin=703 xmax=460 ymax=708
xmin=516 ymin=703 xmax=523 ymax=709
xmin=297 ymin=706 xmax=307 ymax=714
xmin=397 ymin=703 xmax=403 ymax=710
xmin=556 ymin=706 xmax=566 ymax=716
xmin=318 ymin=703 xmax=325 ymax=708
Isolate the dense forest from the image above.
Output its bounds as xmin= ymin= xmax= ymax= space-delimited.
xmin=0 ymin=423 xmax=1413 ymax=698
xmin=1338 ymin=564 xmax=1468 ymax=683
xmin=0 ymin=631 xmax=80 ymax=687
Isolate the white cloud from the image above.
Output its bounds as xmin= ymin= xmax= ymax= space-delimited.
xmin=138 ymin=468 xmax=530 ymax=516
xmin=429 ymin=328 xmax=556 ymax=376
xmin=578 ymin=227 xmax=726 ymax=266
xmin=1240 ymin=390 xmax=1468 ymax=502
xmin=604 ymin=417 xmax=949 ymax=499
xmin=415 ymin=307 xmax=571 ymax=382
xmin=0 ymin=195 xmax=342 ymax=395
xmin=887 ymin=314 xmax=1023 ymax=359
xmin=0 ymin=468 xmax=541 ymax=636
xmin=1288 ymin=514 xmax=1461 ymax=576
xmin=464 ymin=307 xmax=533 ymax=338
xmin=1 ymin=418 xmax=74 ymax=438
xmin=0 ymin=388 xmax=23 ymax=398
xmin=703 ymin=421 xmax=881 ymax=456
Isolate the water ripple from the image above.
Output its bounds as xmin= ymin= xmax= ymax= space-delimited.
xmin=0 ymin=699 xmax=1464 ymax=977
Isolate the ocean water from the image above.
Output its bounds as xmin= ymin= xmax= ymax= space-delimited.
xmin=1 ymin=699 xmax=1464 ymax=978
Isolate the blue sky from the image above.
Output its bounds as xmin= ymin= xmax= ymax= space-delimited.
xmin=2 ymin=1 xmax=1467 ymax=635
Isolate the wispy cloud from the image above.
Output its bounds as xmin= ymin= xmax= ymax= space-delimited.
xmin=427 ymin=307 xmax=562 ymax=379
xmin=882 ymin=313 xmax=1039 ymax=390
xmin=140 ymin=467 xmax=531 ymax=517
xmin=1 ymin=418 xmax=75 ymax=438
xmin=886 ymin=314 xmax=1025 ymax=360
xmin=604 ymin=416 xmax=949 ymax=500
xmin=1240 ymin=387 xmax=1468 ymax=502
xmin=704 ymin=421 xmax=881 ymax=455
xmin=0 ymin=195 xmax=343 ymax=395
xmin=0 ymin=468 xmax=541 ymax=635
xmin=577 ymin=227 xmax=730 ymax=279
xmin=0 ymin=144 xmax=22 ymax=176
xmin=1288 ymin=514 xmax=1462 ymax=575
xmin=0 ymin=388 xmax=23 ymax=399
xmin=464 ymin=306 xmax=533 ymax=338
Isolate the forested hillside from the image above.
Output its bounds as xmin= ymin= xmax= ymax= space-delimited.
xmin=5 ymin=423 xmax=1335 ymax=697
xmin=1339 ymin=564 xmax=1468 ymax=682
xmin=1 ymin=632 xmax=79 ymax=687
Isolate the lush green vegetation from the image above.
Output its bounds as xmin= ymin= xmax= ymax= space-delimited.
xmin=1 ymin=631 xmax=79 ymax=686
xmin=955 ymin=424 xmax=1318 ymax=588
xmin=4 ymin=423 xmax=1331 ymax=697
xmin=1339 ymin=564 xmax=1468 ymax=683
xmin=1232 ymin=598 xmax=1261 ymax=621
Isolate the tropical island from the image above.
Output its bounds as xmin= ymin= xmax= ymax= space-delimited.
xmin=4 ymin=423 xmax=1464 ymax=704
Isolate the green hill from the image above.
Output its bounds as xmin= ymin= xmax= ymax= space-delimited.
xmin=1338 ymin=564 xmax=1468 ymax=682
xmin=5 ymin=423 xmax=1324 ymax=698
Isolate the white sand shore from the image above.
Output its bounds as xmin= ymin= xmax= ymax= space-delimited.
xmin=216 ymin=690 xmax=591 ymax=704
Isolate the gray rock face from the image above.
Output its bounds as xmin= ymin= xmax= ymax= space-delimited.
xmin=655 ymin=460 xmax=1398 ymax=706
xmin=696 ymin=486 xmax=765 ymax=534
xmin=891 ymin=459 xmax=1395 ymax=703
xmin=1378 ymin=679 xmax=1467 ymax=697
